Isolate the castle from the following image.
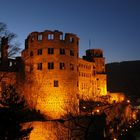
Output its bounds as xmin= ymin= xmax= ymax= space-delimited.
xmin=0 ymin=30 xmax=107 ymax=118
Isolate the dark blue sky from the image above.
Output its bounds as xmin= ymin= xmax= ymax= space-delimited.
xmin=0 ymin=0 xmax=140 ymax=63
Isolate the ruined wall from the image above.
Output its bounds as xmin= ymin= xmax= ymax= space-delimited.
xmin=21 ymin=30 xmax=79 ymax=118
xmin=21 ymin=31 xmax=108 ymax=118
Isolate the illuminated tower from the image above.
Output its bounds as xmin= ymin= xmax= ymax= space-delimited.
xmin=83 ymin=49 xmax=107 ymax=96
xmin=22 ymin=30 xmax=79 ymax=118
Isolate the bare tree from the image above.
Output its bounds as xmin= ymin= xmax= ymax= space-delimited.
xmin=0 ymin=22 xmax=20 ymax=58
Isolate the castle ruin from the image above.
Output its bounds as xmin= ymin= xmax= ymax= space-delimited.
xmin=0 ymin=30 xmax=107 ymax=119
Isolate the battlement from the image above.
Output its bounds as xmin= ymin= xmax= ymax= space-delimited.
xmin=86 ymin=49 xmax=103 ymax=58
xmin=25 ymin=30 xmax=79 ymax=49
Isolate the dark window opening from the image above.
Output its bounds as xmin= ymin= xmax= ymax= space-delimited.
xmin=37 ymin=49 xmax=42 ymax=55
xmin=30 ymin=51 xmax=33 ymax=56
xmin=70 ymin=37 xmax=74 ymax=43
xmin=37 ymin=63 xmax=42 ymax=70
xmin=70 ymin=50 xmax=74 ymax=56
xmin=60 ymin=62 xmax=65 ymax=70
xmin=48 ymin=62 xmax=54 ymax=69
xmin=77 ymin=41 xmax=79 ymax=46
xmin=48 ymin=48 xmax=54 ymax=54
xmin=54 ymin=80 xmax=59 ymax=87
xmin=70 ymin=63 xmax=74 ymax=70
xmin=31 ymin=36 xmax=35 ymax=42
xmin=60 ymin=48 xmax=65 ymax=55
xmin=30 ymin=64 xmax=33 ymax=72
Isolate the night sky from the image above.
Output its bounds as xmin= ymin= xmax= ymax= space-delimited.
xmin=0 ymin=0 xmax=140 ymax=63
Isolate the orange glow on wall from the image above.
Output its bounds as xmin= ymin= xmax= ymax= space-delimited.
xmin=35 ymin=91 xmax=68 ymax=119
xmin=108 ymin=92 xmax=125 ymax=103
xmin=22 ymin=121 xmax=68 ymax=140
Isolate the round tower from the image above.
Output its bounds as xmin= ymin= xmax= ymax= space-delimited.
xmin=22 ymin=30 xmax=79 ymax=118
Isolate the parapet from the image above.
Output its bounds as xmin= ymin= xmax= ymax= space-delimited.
xmin=86 ymin=49 xmax=103 ymax=58
xmin=25 ymin=30 xmax=79 ymax=49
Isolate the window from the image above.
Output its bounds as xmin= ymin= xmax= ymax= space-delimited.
xmin=48 ymin=62 xmax=54 ymax=69
xmin=77 ymin=40 xmax=79 ymax=46
xmin=70 ymin=50 xmax=74 ymax=56
xmin=31 ymin=36 xmax=35 ymax=42
xmin=30 ymin=64 xmax=33 ymax=72
xmin=48 ymin=34 xmax=54 ymax=40
xmin=70 ymin=63 xmax=74 ymax=70
xmin=60 ymin=34 xmax=63 ymax=40
xmin=37 ymin=63 xmax=42 ymax=70
xmin=37 ymin=49 xmax=42 ymax=55
xmin=38 ymin=34 xmax=42 ymax=41
xmin=60 ymin=48 xmax=65 ymax=55
xmin=54 ymin=80 xmax=59 ymax=87
xmin=70 ymin=37 xmax=74 ymax=43
xmin=9 ymin=61 xmax=13 ymax=67
xmin=60 ymin=62 xmax=65 ymax=70
xmin=48 ymin=48 xmax=54 ymax=54
xmin=30 ymin=51 xmax=33 ymax=56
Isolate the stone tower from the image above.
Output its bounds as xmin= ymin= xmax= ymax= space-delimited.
xmin=22 ymin=30 xmax=79 ymax=118
xmin=83 ymin=49 xmax=107 ymax=96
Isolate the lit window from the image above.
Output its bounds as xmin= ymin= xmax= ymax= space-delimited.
xmin=60 ymin=48 xmax=65 ymax=55
xmin=48 ymin=62 xmax=54 ymax=69
xmin=37 ymin=49 xmax=42 ymax=55
xmin=48 ymin=34 xmax=54 ymax=40
xmin=48 ymin=48 xmax=54 ymax=54
xmin=37 ymin=63 xmax=42 ymax=70
xmin=54 ymin=80 xmax=59 ymax=87
xmin=60 ymin=62 xmax=65 ymax=70
xmin=70 ymin=50 xmax=74 ymax=56
xmin=70 ymin=63 xmax=74 ymax=70
xmin=38 ymin=34 xmax=42 ymax=41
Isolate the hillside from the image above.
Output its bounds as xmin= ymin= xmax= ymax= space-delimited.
xmin=106 ymin=60 xmax=140 ymax=97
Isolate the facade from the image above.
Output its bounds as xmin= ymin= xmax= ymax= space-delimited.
xmin=0 ymin=30 xmax=107 ymax=119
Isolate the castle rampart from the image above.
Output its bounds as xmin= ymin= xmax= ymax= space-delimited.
xmin=21 ymin=30 xmax=79 ymax=118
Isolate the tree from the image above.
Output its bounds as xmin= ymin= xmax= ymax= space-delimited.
xmin=0 ymin=85 xmax=33 ymax=140
xmin=0 ymin=22 xmax=20 ymax=58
